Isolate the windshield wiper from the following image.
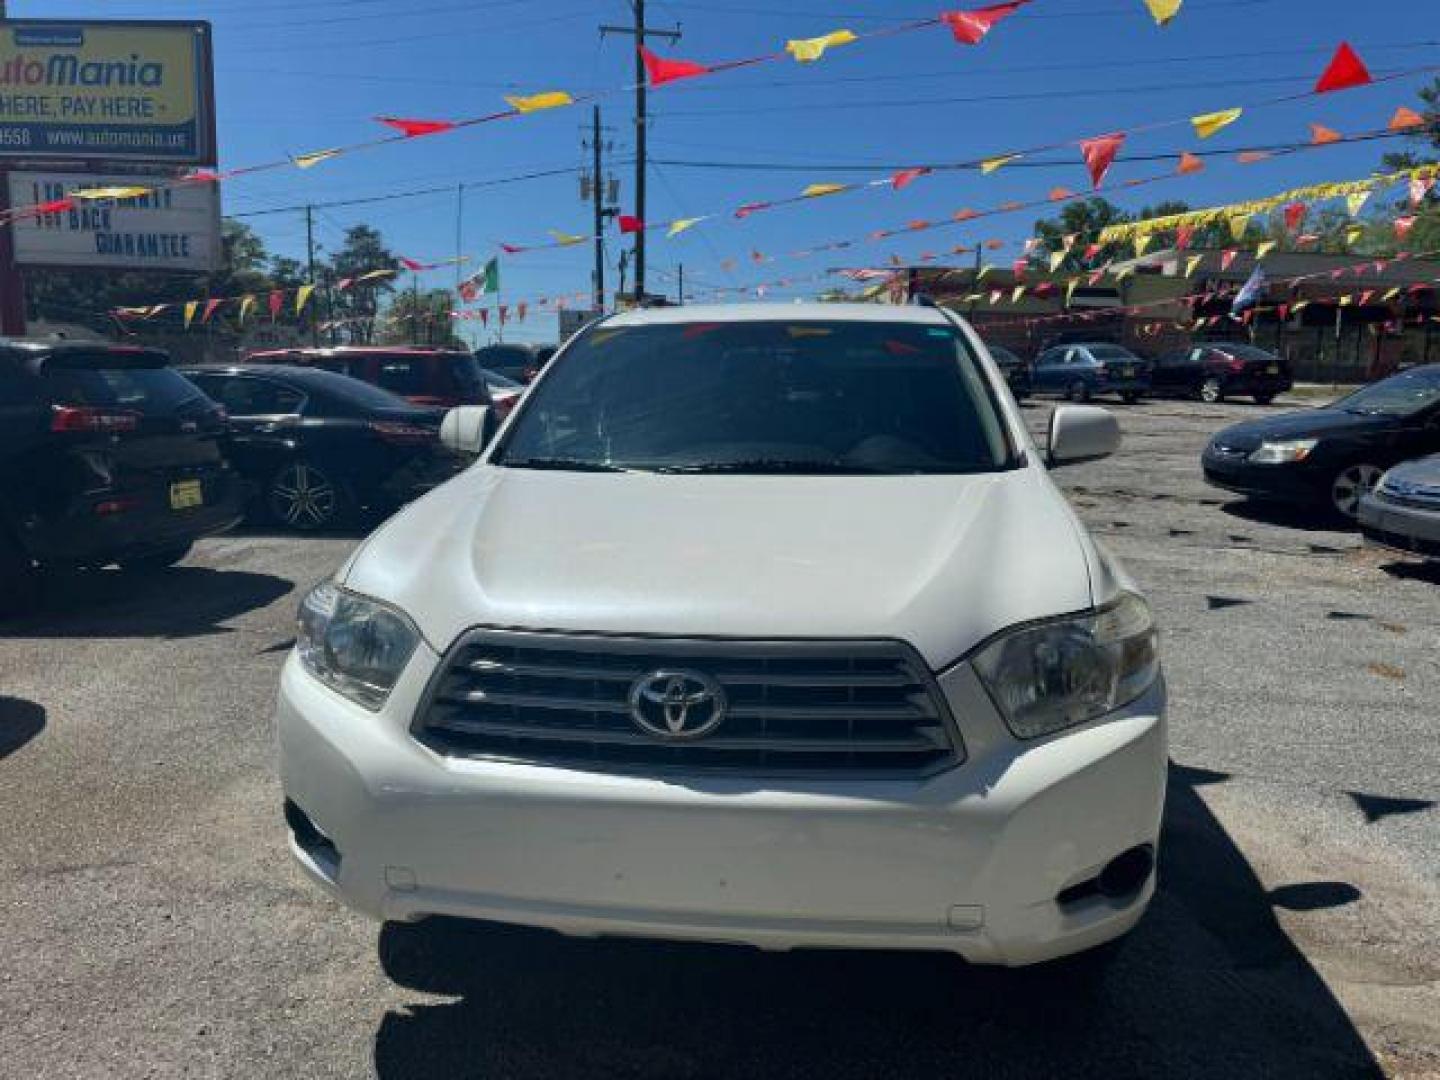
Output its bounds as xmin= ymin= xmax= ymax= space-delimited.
xmin=500 ymin=457 xmax=631 ymax=473
xmin=650 ymin=458 xmax=914 ymax=475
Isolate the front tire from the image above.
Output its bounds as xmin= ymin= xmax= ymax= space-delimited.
xmin=1253 ymin=392 xmax=1276 ymax=406
xmin=1068 ymin=380 xmax=1090 ymax=403
xmin=1199 ymin=377 xmax=1224 ymax=403
xmin=267 ymin=460 xmax=348 ymax=531
xmin=1120 ymin=390 xmax=1141 ymax=404
xmin=1330 ymin=462 xmax=1383 ymax=519
xmin=0 ymin=526 xmax=38 ymax=616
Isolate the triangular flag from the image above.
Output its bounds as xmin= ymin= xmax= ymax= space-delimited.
xmin=1084 ymin=243 xmax=1103 ymax=261
xmin=618 ymin=214 xmax=644 ymax=234
xmin=1191 ymin=107 xmax=1242 ymax=139
xmin=1175 ymin=225 xmax=1194 ymax=250
xmin=398 ymin=256 xmax=427 ymax=272
xmin=1221 ymin=248 xmax=1239 ymax=270
xmin=802 ymin=183 xmax=848 ymax=198
xmin=667 ymin=217 xmax=704 ymax=238
xmin=1382 ymin=286 xmax=1401 ymax=302
xmin=183 ymin=301 xmax=198 ymax=330
xmin=1061 ymin=233 xmax=1078 ymax=252
xmin=268 ymin=290 xmax=284 ymax=320
xmin=735 ymin=201 xmax=772 ymax=219
xmin=1283 ymin=202 xmax=1307 ymax=231
xmin=953 ymin=208 xmax=979 ymax=221
xmin=1256 ymin=240 xmax=1278 ymax=259
xmin=201 ymin=298 xmax=222 ymax=324
xmin=1049 ymin=186 xmax=1075 ymax=201
xmin=976 ymin=264 xmax=993 ymax=282
xmin=377 ymin=116 xmax=456 ymax=138
xmin=1229 ymin=213 xmax=1250 ymax=241
xmin=355 ymin=268 xmax=396 ymax=283
xmin=1011 ymin=285 xmax=1026 ymax=303
xmin=1134 ymin=234 xmax=1153 ymax=256
xmin=639 ymin=45 xmax=710 ymax=86
xmin=981 ymin=154 xmax=1019 ymax=174
xmin=785 ymin=29 xmax=857 ymax=63
xmin=1346 ymin=191 xmax=1371 ymax=216
xmin=1048 ymin=251 xmax=1066 ymax=272
xmin=293 ymin=148 xmax=340 ymax=169
xmin=1177 ymin=151 xmax=1205 ymax=175
xmin=1080 ymin=132 xmax=1125 ymax=188
xmin=295 ymin=284 xmax=316 ymax=314
xmin=1023 ymin=237 xmax=1041 ymax=254
xmin=1315 ymin=42 xmax=1371 ymax=94
xmin=1309 ymin=123 xmax=1342 ymax=145
xmin=1409 ymin=176 xmax=1433 ymax=207
xmin=1389 ymin=106 xmax=1426 ymax=131
xmin=504 ymin=91 xmax=574 ymax=113
xmin=517 ymin=302 xmax=528 ymax=323
xmin=72 ymin=185 xmax=153 ymax=200
xmin=238 ymin=295 xmax=255 ymax=324
xmin=1237 ymin=150 xmax=1271 ymax=164
xmin=1142 ymin=0 xmax=1183 ymax=26
xmin=1065 ymin=278 xmax=1080 ymax=305
xmin=1185 ymin=254 xmax=1203 ymax=277
xmin=548 ymin=230 xmax=586 ymax=247
xmin=891 ymin=167 xmax=930 ymax=190
xmin=941 ymin=1 xmax=1027 ymax=45
xmin=1394 ymin=215 xmax=1417 ymax=240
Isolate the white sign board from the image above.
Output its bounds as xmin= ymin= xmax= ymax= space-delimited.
xmin=7 ymin=171 xmax=220 ymax=272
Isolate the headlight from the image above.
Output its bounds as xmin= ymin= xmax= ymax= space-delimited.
xmin=972 ymin=593 xmax=1160 ymax=739
xmin=296 ymin=580 xmax=420 ymax=710
xmin=1248 ymin=438 xmax=1317 ymax=464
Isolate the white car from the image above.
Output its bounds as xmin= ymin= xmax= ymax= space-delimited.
xmin=278 ymin=303 xmax=1166 ymax=968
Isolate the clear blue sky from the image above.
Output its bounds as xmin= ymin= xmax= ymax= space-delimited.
xmin=9 ymin=0 xmax=1438 ymax=344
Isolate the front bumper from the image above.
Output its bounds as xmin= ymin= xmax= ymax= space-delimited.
xmin=1201 ymin=450 xmax=1327 ymax=504
xmin=1358 ymin=493 xmax=1440 ymax=558
xmin=277 ymin=648 xmax=1167 ymax=967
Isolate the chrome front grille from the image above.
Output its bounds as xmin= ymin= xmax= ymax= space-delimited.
xmin=414 ymin=631 xmax=961 ymax=777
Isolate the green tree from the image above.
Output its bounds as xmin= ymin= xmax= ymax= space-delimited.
xmin=322 ymin=225 xmax=399 ymax=345
xmin=381 ymin=287 xmax=463 ymax=348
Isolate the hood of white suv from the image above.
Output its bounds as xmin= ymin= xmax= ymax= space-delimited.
xmin=342 ymin=466 xmax=1094 ymax=673
xmin=343 ymin=464 xmax=1097 ymax=670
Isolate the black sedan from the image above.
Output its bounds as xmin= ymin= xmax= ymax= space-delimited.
xmin=180 ymin=365 xmax=467 ymax=531
xmin=1201 ymin=364 xmax=1440 ymax=518
xmin=986 ymin=345 xmax=1031 ymax=399
xmin=1151 ymin=343 xmax=1292 ymax=405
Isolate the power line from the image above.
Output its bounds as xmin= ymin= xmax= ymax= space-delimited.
xmin=659 ymin=0 xmax=1282 ymax=22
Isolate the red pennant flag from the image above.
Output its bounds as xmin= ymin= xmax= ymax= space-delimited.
xmin=1314 ymin=42 xmax=1371 ymax=94
xmin=479 ymin=309 xmax=489 ymax=326
xmin=1358 ymin=290 xmax=1376 ymax=306
xmin=517 ymin=302 xmax=528 ymax=322
xmin=1237 ymin=150 xmax=1271 ymax=164
xmin=398 ymin=256 xmax=426 ymax=272
xmin=498 ymin=305 xmax=508 ymax=325
xmin=268 ymin=290 xmax=284 ymax=320
xmin=201 ymin=298 xmax=223 ymax=324
xmin=1276 ymin=303 xmax=1290 ymax=321
xmin=1011 ymin=258 xmax=1027 ymax=278
xmin=735 ymin=202 xmax=772 ymax=219
xmin=953 ymin=208 xmax=979 ymax=222
xmin=336 ymin=277 xmax=354 ymax=292
xmin=377 ymin=116 xmax=456 ymax=138
xmin=891 ymin=167 xmax=930 ymax=191
xmin=751 ymin=249 xmax=766 ymax=263
xmin=34 ymin=197 xmax=74 ymax=215
xmin=184 ymin=170 xmax=222 ymax=183
xmin=1220 ymin=249 xmax=1239 ymax=271
xmin=1295 ymin=233 xmax=1320 ymax=246
xmin=1080 ymin=132 xmax=1125 ymax=189
xmin=1394 ymin=216 xmax=1417 ymax=241
xmin=639 ymin=45 xmax=710 ymax=87
xmin=906 ymin=219 xmax=931 ymax=231
xmin=941 ymin=0 xmax=1028 ymax=45
xmin=1088 ymin=268 xmax=1105 ymax=285
xmin=1083 ymin=243 xmax=1103 ymax=261
xmin=1284 ymin=202 xmax=1307 ymax=231
xmin=1175 ymin=225 xmax=1194 ymax=251
xmin=500 ymin=243 xmax=526 ymax=254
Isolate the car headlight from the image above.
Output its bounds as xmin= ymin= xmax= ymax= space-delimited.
xmin=1248 ymin=438 xmax=1317 ymax=464
xmin=296 ymin=580 xmax=420 ymax=710
xmin=972 ymin=593 xmax=1160 ymax=739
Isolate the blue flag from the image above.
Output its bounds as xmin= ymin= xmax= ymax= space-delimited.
xmin=1231 ymin=264 xmax=1267 ymax=315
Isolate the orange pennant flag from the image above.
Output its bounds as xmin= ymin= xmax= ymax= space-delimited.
xmin=1389 ymin=106 xmax=1426 ymax=131
xmin=1237 ymin=150 xmax=1271 ymax=164
xmin=1309 ymin=123 xmax=1342 ymax=145
xmin=1048 ymin=186 xmax=1074 ymax=201
xmin=1176 ymin=151 xmax=1205 ymax=175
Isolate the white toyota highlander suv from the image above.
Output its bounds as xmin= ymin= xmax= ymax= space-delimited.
xmin=278 ymin=303 xmax=1166 ymax=967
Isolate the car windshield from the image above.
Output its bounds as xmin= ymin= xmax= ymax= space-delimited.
xmin=296 ymin=369 xmax=416 ymax=411
xmin=1214 ymin=344 xmax=1278 ymax=362
xmin=1088 ymin=345 xmax=1140 ymax=361
xmin=46 ymin=359 xmax=205 ymax=414
xmin=482 ymin=368 xmax=523 ymax=390
xmin=494 ymin=319 xmax=1012 ymax=474
xmin=1336 ymin=366 xmax=1440 ymax=418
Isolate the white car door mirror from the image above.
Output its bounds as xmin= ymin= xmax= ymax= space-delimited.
xmin=439 ymin=405 xmax=493 ymax=456
xmin=1047 ymin=404 xmax=1121 ymax=467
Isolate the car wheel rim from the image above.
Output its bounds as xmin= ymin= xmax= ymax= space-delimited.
xmin=1331 ymin=464 xmax=1383 ymax=518
xmin=271 ymin=463 xmax=337 ymax=529
xmin=1201 ymin=379 xmax=1221 ymax=403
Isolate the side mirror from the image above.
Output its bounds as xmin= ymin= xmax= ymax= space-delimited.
xmin=439 ymin=405 xmax=493 ymax=456
xmin=1047 ymin=404 xmax=1121 ymax=468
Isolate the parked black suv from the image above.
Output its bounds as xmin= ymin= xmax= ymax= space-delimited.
xmin=0 ymin=341 xmax=243 ymax=610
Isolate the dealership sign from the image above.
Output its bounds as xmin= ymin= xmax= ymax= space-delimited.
xmin=0 ymin=20 xmax=214 ymax=163
xmin=8 ymin=171 xmax=220 ymax=272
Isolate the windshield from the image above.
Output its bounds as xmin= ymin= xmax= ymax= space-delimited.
xmin=1337 ymin=366 xmax=1440 ymax=418
xmin=46 ymin=364 xmax=206 ymax=413
xmin=495 ymin=319 xmax=1012 ymax=474
xmin=298 ymin=368 xmax=417 ymax=411
xmin=1088 ymin=345 xmax=1140 ymax=361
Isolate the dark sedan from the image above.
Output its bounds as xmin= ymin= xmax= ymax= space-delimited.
xmin=1151 ymin=343 xmax=1292 ymax=405
xmin=1030 ymin=343 xmax=1150 ymax=404
xmin=181 ymin=365 xmax=469 ymax=531
xmin=986 ymin=344 xmax=1031 ymax=399
xmin=1201 ymin=364 xmax=1440 ymax=518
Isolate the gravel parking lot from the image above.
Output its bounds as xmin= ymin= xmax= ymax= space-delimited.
xmin=1 ymin=395 xmax=1437 ymax=1079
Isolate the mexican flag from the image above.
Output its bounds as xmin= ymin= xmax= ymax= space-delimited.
xmin=459 ymin=257 xmax=499 ymax=302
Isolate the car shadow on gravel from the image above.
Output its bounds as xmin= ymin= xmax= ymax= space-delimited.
xmin=0 ymin=566 xmax=293 ymax=639
xmin=371 ymin=763 xmax=1378 ymax=1080
xmin=1218 ymin=498 xmax=1353 ymax=535
xmin=0 ymin=697 xmax=44 ymax=760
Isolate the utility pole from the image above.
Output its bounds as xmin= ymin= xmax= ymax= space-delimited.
xmin=0 ymin=0 xmax=28 ymax=338
xmin=590 ymin=106 xmax=606 ymax=313
xmin=304 ymin=205 xmax=319 ymax=346
xmin=601 ymin=3 xmax=680 ymax=304
xmin=677 ymin=263 xmax=683 ymax=304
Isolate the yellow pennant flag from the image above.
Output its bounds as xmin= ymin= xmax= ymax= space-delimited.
xmin=666 ymin=216 xmax=705 ymax=238
xmin=976 ymin=264 xmax=994 ymax=282
xmin=1291 ymin=300 xmax=1310 ymax=314
xmin=1185 ymin=254 xmax=1203 ymax=277
xmin=801 ymin=183 xmax=848 ymax=198
xmin=785 ymin=29 xmax=857 ymax=63
xmin=238 ymin=295 xmax=256 ymax=323
xmin=295 ymin=284 xmax=316 ymax=314
xmin=1382 ymin=286 xmax=1401 ymax=302
xmin=183 ymin=300 xmax=198 ymax=329
xmin=1345 ymin=191 xmax=1370 ymax=216
xmin=548 ymin=230 xmax=586 ymax=247
xmin=505 ymin=91 xmax=574 ymax=113
xmin=356 ymin=268 xmax=397 ymax=283
xmin=1255 ymin=240 xmax=1277 ymax=259
xmin=1229 ymin=213 xmax=1250 ymax=241
xmin=1115 ymin=266 xmax=1135 ymax=281
xmin=1134 ymin=234 xmax=1153 ymax=256
xmin=980 ymin=154 xmax=1019 ymax=175
xmin=293 ymin=148 xmax=341 ymax=169
xmin=1065 ymin=278 xmax=1080 ymax=305
xmin=1011 ymin=285 xmax=1026 ymax=303
xmin=1345 ymin=225 xmax=1364 ymax=246
xmin=72 ymin=185 xmax=152 ymax=200
xmin=1142 ymin=0 xmax=1183 ymax=26
xmin=1048 ymin=251 xmax=1066 ymax=272
xmin=1338 ymin=294 xmax=1353 ymax=307
xmin=1191 ymin=107 xmax=1243 ymax=140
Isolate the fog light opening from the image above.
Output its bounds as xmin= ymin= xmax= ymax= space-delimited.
xmin=285 ymin=798 xmax=341 ymax=879
xmin=1098 ymin=844 xmax=1154 ymax=900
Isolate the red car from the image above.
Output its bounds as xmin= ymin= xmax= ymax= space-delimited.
xmin=245 ymin=347 xmax=495 ymax=411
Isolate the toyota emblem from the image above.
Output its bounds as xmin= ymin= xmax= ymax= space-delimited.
xmin=628 ymin=670 xmax=727 ymax=740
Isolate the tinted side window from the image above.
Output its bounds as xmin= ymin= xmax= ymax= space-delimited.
xmin=192 ymin=375 xmax=303 ymax=416
xmin=375 ymin=359 xmax=429 ymax=396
